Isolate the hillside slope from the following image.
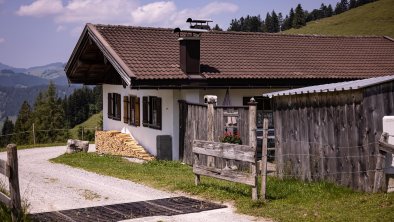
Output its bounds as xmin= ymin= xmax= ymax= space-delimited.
xmin=285 ymin=0 xmax=394 ymax=37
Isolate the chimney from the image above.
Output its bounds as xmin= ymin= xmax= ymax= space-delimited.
xmin=174 ymin=18 xmax=212 ymax=76
xmin=179 ymin=36 xmax=200 ymax=75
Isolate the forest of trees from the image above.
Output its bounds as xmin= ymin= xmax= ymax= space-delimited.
xmin=0 ymin=83 xmax=102 ymax=147
xmin=225 ymin=0 xmax=376 ymax=32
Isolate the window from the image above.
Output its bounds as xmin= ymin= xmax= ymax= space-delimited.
xmin=108 ymin=93 xmax=121 ymax=121
xmin=142 ymin=96 xmax=162 ymax=130
xmin=123 ymin=95 xmax=141 ymax=126
xmin=129 ymin=96 xmax=140 ymax=126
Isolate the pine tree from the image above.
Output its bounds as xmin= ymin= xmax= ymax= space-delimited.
xmin=1 ymin=117 xmax=14 ymax=147
xmin=212 ymin=24 xmax=223 ymax=31
xmin=271 ymin=11 xmax=280 ymax=33
xmin=349 ymin=0 xmax=357 ymax=9
xmin=293 ymin=4 xmax=306 ymax=29
xmin=32 ymin=82 xmax=65 ymax=143
xmin=278 ymin=13 xmax=283 ymax=31
xmin=13 ymin=101 xmax=32 ymax=145
xmin=327 ymin=4 xmax=334 ymax=17
xmin=265 ymin=13 xmax=273 ymax=32
xmin=287 ymin=8 xmax=295 ymax=29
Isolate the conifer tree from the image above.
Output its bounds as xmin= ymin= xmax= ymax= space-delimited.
xmin=13 ymin=101 xmax=32 ymax=145
xmin=265 ymin=13 xmax=273 ymax=32
xmin=1 ymin=117 xmax=14 ymax=147
xmin=212 ymin=24 xmax=223 ymax=31
xmin=293 ymin=4 xmax=306 ymax=29
xmin=271 ymin=11 xmax=280 ymax=33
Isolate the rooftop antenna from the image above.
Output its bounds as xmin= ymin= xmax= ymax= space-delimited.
xmin=187 ymin=18 xmax=213 ymax=30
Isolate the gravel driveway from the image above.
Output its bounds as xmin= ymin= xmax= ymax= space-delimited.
xmin=0 ymin=146 xmax=263 ymax=221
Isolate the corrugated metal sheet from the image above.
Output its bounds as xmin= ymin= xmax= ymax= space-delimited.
xmin=263 ymin=75 xmax=394 ymax=98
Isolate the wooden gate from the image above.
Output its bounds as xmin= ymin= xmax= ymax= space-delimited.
xmin=178 ymin=100 xmax=249 ymax=165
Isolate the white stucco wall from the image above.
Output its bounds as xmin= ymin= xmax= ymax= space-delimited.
xmin=102 ymin=85 xmax=285 ymax=160
xmin=103 ymin=84 xmax=177 ymax=159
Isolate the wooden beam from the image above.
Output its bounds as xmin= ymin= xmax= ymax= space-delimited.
xmin=379 ymin=132 xmax=394 ymax=154
xmin=193 ymin=140 xmax=256 ymax=163
xmin=193 ymin=165 xmax=256 ymax=186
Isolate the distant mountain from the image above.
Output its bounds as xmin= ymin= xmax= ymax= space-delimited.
xmin=0 ymin=62 xmax=27 ymax=73
xmin=285 ymin=0 xmax=394 ymax=37
xmin=0 ymin=62 xmax=68 ymax=85
xmin=0 ymin=85 xmax=79 ymax=123
xmin=26 ymin=62 xmax=65 ymax=80
xmin=0 ymin=69 xmax=49 ymax=87
xmin=0 ymin=61 xmax=81 ymax=124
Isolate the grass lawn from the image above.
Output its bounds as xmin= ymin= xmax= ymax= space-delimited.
xmin=52 ymin=152 xmax=394 ymax=221
xmin=69 ymin=112 xmax=102 ymax=139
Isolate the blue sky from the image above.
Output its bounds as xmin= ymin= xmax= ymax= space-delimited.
xmin=0 ymin=0 xmax=339 ymax=68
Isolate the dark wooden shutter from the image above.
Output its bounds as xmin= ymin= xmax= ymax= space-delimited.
xmin=129 ymin=96 xmax=134 ymax=125
xmin=135 ymin=97 xmax=140 ymax=126
xmin=123 ymin=96 xmax=129 ymax=123
xmin=149 ymin=96 xmax=154 ymax=125
xmin=108 ymin=93 xmax=112 ymax=118
xmin=116 ymin=94 xmax=121 ymax=120
xmin=156 ymin=97 xmax=162 ymax=130
xmin=142 ymin=96 xmax=148 ymax=126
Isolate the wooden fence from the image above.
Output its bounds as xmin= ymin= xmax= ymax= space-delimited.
xmin=191 ymin=98 xmax=262 ymax=200
xmin=193 ymin=140 xmax=258 ymax=199
xmin=273 ymin=82 xmax=394 ymax=192
xmin=179 ymin=101 xmax=249 ymax=165
xmin=0 ymin=144 xmax=22 ymax=221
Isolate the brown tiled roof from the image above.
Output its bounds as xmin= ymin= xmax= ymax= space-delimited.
xmin=92 ymin=24 xmax=394 ymax=80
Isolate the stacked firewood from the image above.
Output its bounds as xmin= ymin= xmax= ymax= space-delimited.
xmin=95 ymin=130 xmax=155 ymax=161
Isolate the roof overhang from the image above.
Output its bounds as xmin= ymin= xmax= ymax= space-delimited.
xmin=65 ymin=24 xmax=134 ymax=85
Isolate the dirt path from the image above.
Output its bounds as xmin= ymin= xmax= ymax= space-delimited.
xmin=0 ymin=146 xmax=264 ymax=221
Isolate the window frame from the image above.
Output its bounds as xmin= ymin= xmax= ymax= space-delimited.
xmin=142 ymin=96 xmax=162 ymax=130
xmin=108 ymin=93 xmax=121 ymax=121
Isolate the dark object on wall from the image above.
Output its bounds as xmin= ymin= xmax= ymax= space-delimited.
xmin=157 ymin=135 xmax=172 ymax=160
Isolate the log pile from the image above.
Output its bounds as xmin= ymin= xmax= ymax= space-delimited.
xmin=95 ymin=130 xmax=155 ymax=161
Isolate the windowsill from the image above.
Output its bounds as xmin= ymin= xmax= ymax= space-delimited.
xmin=143 ymin=123 xmax=162 ymax=130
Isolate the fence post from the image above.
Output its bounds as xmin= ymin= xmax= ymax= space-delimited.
xmin=32 ymin=123 xmax=36 ymax=146
xmin=193 ymin=121 xmax=200 ymax=185
xmin=6 ymin=144 xmax=22 ymax=221
xmin=207 ymin=98 xmax=215 ymax=168
xmin=248 ymin=98 xmax=258 ymax=200
xmin=261 ymin=118 xmax=269 ymax=200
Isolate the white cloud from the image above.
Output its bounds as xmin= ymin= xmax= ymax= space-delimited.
xmin=132 ymin=1 xmax=177 ymax=25
xmin=16 ymin=0 xmax=63 ymax=17
xmin=16 ymin=0 xmax=238 ymax=32
xmin=0 ymin=38 xmax=5 ymax=43
xmin=56 ymin=0 xmax=139 ymax=24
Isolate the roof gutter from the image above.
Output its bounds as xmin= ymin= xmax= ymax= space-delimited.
xmin=86 ymin=23 xmax=133 ymax=86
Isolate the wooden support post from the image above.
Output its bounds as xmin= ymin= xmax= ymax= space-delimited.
xmin=193 ymin=121 xmax=200 ymax=185
xmin=6 ymin=144 xmax=22 ymax=221
xmin=207 ymin=100 xmax=215 ymax=168
xmin=261 ymin=118 xmax=269 ymax=200
xmin=248 ymin=98 xmax=258 ymax=200
xmin=32 ymin=123 xmax=36 ymax=146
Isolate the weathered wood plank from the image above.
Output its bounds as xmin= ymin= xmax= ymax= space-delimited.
xmin=193 ymin=140 xmax=255 ymax=163
xmin=0 ymin=192 xmax=10 ymax=207
xmin=7 ymin=144 xmax=22 ymax=221
xmin=193 ymin=165 xmax=256 ymax=186
xmin=0 ymin=159 xmax=7 ymax=176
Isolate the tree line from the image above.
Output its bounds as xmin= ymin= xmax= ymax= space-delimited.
xmin=0 ymin=82 xmax=102 ymax=147
xmin=217 ymin=0 xmax=376 ymax=32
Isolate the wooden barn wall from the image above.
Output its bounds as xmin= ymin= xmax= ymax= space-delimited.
xmin=273 ymin=81 xmax=394 ymax=192
xmin=180 ymin=102 xmax=249 ymax=165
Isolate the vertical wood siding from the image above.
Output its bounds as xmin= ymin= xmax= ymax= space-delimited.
xmin=273 ymin=81 xmax=394 ymax=192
